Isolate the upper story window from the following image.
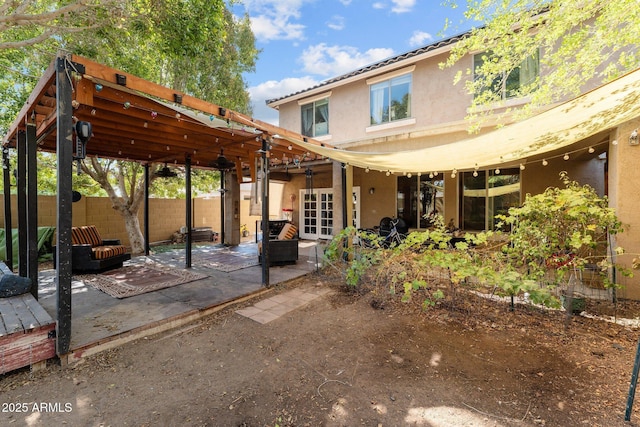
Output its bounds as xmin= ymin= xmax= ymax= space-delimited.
xmin=473 ymin=50 xmax=539 ymax=100
xmin=301 ymin=98 xmax=329 ymax=137
xmin=370 ymin=73 xmax=412 ymax=125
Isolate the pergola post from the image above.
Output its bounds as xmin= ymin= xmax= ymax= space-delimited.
xmin=185 ymin=156 xmax=192 ymax=268
xmin=26 ymin=122 xmax=39 ymax=298
xmin=144 ymin=163 xmax=150 ymax=256
xmin=55 ymin=55 xmax=75 ymax=355
xmin=16 ymin=130 xmax=26 ymax=276
xmin=2 ymin=147 xmax=13 ymax=270
xmin=260 ymin=137 xmax=270 ymax=287
xmin=219 ymin=170 xmax=225 ymax=244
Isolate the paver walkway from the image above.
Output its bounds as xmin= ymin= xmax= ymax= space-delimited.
xmin=235 ymin=285 xmax=332 ymax=324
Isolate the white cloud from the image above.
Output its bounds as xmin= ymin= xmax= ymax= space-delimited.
xmin=409 ymin=30 xmax=433 ymax=47
xmin=299 ymin=43 xmax=395 ymax=77
xmin=372 ymin=2 xmax=385 ymax=10
xmin=327 ymin=15 xmax=345 ymax=31
xmin=249 ymin=77 xmax=321 ymax=124
xmin=391 ymin=0 xmax=416 ymax=13
xmin=242 ymin=0 xmax=309 ymax=42
xmin=338 ymin=0 xmax=352 ymax=5
xmin=250 ymin=15 xmax=305 ymax=41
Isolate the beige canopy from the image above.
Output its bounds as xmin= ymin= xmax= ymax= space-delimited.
xmin=280 ymin=67 xmax=640 ymax=174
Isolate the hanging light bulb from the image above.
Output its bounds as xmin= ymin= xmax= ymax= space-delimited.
xmin=563 ymin=153 xmax=569 ymax=160
xmin=429 ymin=172 xmax=434 ymax=179
xmin=417 ymin=172 xmax=422 ymax=177
xmin=495 ymin=168 xmax=501 ymax=174
xmin=407 ymin=173 xmax=412 ymax=178
xmin=612 ymin=139 xmax=618 ymax=145
xmin=542 ymin=159 xmax=548 ymax=166
xmin=588 ymin=146 xmax=595 ymax=153
xmin=519 ymin=163 xmax=525 ymax=170
xmin=365 ymin=167 xmax=370 ymax=173
xmin=386 ymin=171 xmax=391 ymax=176
xmin=473 ymin=170 xmax=478 ymax=177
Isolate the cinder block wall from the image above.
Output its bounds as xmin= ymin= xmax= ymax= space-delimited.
xmin=0 ymin=195 xmax=261 ymax=249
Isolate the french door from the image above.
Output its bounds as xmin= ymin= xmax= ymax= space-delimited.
xmin=299 ymin=187 xmax=360 ymax=240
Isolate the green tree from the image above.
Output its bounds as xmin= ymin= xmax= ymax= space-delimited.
xmin=1 ymin=1 xmax=258 ymax=253
xmin=442 ymin=0 xmax=640 ymax=123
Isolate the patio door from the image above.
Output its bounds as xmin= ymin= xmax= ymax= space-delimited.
xmin=299 ymin=187 xmax=360 ymax=240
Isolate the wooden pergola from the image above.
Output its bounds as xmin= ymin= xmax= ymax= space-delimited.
xmin=2 ymin=52 xmax=333 ymax=355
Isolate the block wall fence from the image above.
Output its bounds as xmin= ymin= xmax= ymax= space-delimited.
xmin=0 ymin=195 xmax=261 ymax=249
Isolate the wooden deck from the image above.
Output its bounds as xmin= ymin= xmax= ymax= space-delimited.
xmin=0 ymin=293 xmax=56 ymax=374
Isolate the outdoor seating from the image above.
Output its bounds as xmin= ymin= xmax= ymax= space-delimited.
xmin=172 ymin=226 xmax=218 ymax=244
xmin=258 ymin=221 xmax=299 ymax=266
xmin=56 ymin=225 xmax=131 ymax=273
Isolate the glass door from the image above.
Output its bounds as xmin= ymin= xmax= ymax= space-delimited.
xmin=299 ymin=187 xmax=360 ymax=239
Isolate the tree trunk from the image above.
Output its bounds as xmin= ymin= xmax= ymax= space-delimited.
xmin=121 ymin=209 xmax=145 ymax=254
xmin=81 ymin=159 xmax=149 ymax=255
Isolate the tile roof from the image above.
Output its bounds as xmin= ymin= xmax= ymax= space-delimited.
xmin=265 ymin=31 xmax=470 ymax=105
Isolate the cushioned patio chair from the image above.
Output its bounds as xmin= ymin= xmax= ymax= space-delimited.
xmin=55 ymin=225 xmax=131 ymax=273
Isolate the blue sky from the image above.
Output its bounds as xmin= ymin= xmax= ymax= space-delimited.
xmin=231 ymin=1 xmax=475 ymax=124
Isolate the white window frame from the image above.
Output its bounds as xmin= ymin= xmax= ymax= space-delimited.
xmin=298 ymin=187 xmax=361 ymax=239
xmin=299 ymin=92 xmax=331 ymax=138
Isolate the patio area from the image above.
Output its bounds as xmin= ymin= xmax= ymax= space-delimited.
xmin=35 ymin=240 xmax=326 ymax=362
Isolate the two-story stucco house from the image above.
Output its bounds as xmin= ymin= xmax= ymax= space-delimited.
xmin=265 ymin=31 xmax=640 ymax=298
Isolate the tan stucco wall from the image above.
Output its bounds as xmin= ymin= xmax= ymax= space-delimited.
xmin=608 ymin=120 xmax=640 ymax=299
xmin=279 ymin=52 xmax=472 ymax=150
xmin=0 ymin=195 xmax=261 ymax=249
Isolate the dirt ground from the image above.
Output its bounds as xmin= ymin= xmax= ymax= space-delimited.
xmin=2 ymin=270 xmax=640 ymax=427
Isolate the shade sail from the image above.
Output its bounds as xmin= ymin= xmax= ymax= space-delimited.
xmin=280 ymin=67 xmax=640 ymax=173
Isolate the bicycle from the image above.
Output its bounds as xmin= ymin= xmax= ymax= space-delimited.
xmin=357 ymin=217 xmax=407 ymax=249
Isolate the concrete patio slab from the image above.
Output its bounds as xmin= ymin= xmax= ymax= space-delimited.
xmin=35 ymin=241 xmax=327 ymax=361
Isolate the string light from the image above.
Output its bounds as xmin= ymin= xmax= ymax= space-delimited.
xmin=519 ymin=163 xmax=525 ymax=170
xmin=563 ymin=153 xmax=570 ymax=160
xmin=407 ymin=173 xmax=412 ymax=178
xmin=588 ymin=146 xmax=595 ymax=153
xmin=495 ymin=168 xmax=500 ymax=174
xmin=542 ymin=159 xmax=548 ymax=166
